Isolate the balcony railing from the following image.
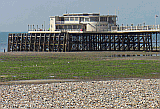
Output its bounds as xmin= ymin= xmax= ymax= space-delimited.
xmin=55 ymin=29 xmax=83 ymax=32
xmin=55 ymin=21 xmax=64 ymax=24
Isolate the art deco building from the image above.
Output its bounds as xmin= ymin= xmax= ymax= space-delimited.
xmin=50 ymin=13 xmax=117 ymax=32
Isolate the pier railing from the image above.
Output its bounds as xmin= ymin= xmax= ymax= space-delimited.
xmin=111 ymin=25 xmax=160 ymax=32
xmin=28 ymin=25 xmax=160 ymax=32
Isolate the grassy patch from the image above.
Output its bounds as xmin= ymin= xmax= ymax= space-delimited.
xmin=0 ymin=53 xmax=160 ymax=82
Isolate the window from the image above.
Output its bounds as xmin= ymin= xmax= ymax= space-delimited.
xmin=56 ymin=26 xmax=59 ymax=29
xmin=59 ymin=25 xmax=63 ymax=29
xmin=85 ymin=18 xmax=89 ymax=22
xmin=108 ymin=17 xmax=112 ymax=23
xmin=100 ymin=17 xmax=104 ymax=22
xmin=70 ymin=17 xmax=74 ymax=21
xmin=59 ymin=17 xmax=64 ymax=21
xmin=73 ymin=25 xmax=77 ymax=29
xmin=64 ymin=25 xmax=67 ymax=29
xmin=78 ymin=25 xmax=82 ymax=29
xmin=75 ymin=17 xmax=78 ymax=21
xmin=90 ymin=17 xmax=98 ymax=22
xmin=65 ymin=17 xmax=69 ymax=21
xmin=80 ymin=17 xmax=84 ymax=22
xmin=68 ymin=25 xmax=72 ymax=29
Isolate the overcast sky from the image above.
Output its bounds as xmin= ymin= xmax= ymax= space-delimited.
xmin=0 ymin=0 xmax=160 ymax=32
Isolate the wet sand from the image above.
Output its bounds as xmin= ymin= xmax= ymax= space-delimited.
xmin=0 ymin=51 xmax=160 ymax=60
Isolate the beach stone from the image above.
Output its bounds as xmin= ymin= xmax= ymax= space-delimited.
xmin=0 ymin=79 xmax=159 ymax=108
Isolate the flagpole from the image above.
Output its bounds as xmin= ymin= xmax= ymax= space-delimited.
xmin=155 ymin=15 xmax=158 ymax=26
xmin=155 ymin=15 xmax=156 ymax=26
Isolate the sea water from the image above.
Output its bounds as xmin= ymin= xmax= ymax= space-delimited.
xmin=0 ymin=32 xmax=27 ymax=52
xmin=0 ymin=32 xmax=8 ymax=52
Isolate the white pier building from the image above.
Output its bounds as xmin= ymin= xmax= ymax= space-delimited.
xmin=49 ymin=13 xmax=117 ymax=32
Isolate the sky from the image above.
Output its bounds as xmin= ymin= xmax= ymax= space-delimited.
xmin=0 ymin=0 xmax=160 ymax=32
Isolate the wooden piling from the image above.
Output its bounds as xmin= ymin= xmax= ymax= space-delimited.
xmin=7 ymin=31 xmax=159 ymax=52
xmin=156 ymin=32 xmax=157 ymax=51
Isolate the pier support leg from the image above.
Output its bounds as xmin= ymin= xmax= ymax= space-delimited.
xmin=156 ymin=32 xmax=157 ymax=51
xmin=29 ymin=34 xmax=31 ymax=51
xmin=53 ymin=34 xmax=55 ymax=52
xmin=25 ymin=33 xmax=27 ymax=51
xmin=7 ymin=36 xmax=9 ymax=52
xmin=138 ymin=34 xmax=140 ymax=51
xmin=122 ymin=35 xmax=125 ymax=51
xmin=143 ymin=34 xmax=145 ymax=51
xmin=118 ymin=35 xmax=120 ymax=51
xmin=34 ymin=34 xmax=36 ymax=52
xmin=150 ymin=34 xmax=153 ymax=51
xmin=127 ymin=35 xmax=130 ymax=51
xmin=20 ymin=34 xmax=22 ymax=51
xmin=109 ymin=34 xmax=111 ymax=51
xmin=114 ymin=35 xmax=116 ymax=51
xmin=48 ymin=34 xmax=50 ymax=52
xmin=16 ymin=34 xmax=18 ymax=51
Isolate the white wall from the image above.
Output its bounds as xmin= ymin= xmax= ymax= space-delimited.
xmin=86 ymin=22 xmax=109 ymax=31
xmin=64 ymin=21 xmax=79 ymax=24
xmin=86 ymin=22 xmax=97 ymax=31
xmin=50 ymin=17 xmax=55 ymax=31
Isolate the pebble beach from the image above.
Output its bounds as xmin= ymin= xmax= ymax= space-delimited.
xmin=0 ymin=79 xmax=159 ymax=108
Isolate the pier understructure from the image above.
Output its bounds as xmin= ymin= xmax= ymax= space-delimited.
xmin=8 ymin=27 xmax=160 ymax=52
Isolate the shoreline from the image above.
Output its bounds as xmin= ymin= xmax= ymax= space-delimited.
xmin=0 ymin=77 xmax=159 ymax=85
xmin=0 ymin=51 xmax=160 ymax=61
xmin=0 ymin=51 xmax=159 ymax=55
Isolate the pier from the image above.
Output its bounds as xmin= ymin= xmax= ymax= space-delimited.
xmin=7 ymin=13 xmax=160 ymax=52
xmin=8 ymin=25 xmax=160 ymax=52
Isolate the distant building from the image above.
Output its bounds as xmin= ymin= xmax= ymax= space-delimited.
xmin=50 ymin=13 xmax=117 ymax=32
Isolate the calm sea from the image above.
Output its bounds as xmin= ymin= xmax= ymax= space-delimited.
xmin=0 ymin=32 xmax=26 ymax=52
xmin=0 ymin=32 xmax=159 ymax=52
xmin=0 ymin=32 xmax=8 ymax=52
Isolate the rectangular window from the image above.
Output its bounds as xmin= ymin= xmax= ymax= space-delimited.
xmin=78 ymin=25 xmax=82 ymax=29
xmin=68 ymin=25 xmax=72 ymax=29
xmin=108 ymin=17 xmax=112 ymax=23
xmin=59 ymin=17 xmax=64 ymax=21
xmin=56 ymin=26 xmax=59 ymax=29
xmin=59 ymin=25 xmax=63 ymax=29
xmin=65 ymin=17 xmax=69 ymax=21
xmin=90 ymin=17 xmax=98 ymax=22
xmin=70 ymin=17 xmax=74 ymax=21
xmin=80 ymin=17 xmax=84 ymax=22
xmin=64 ymin=25 xmax=67 ymax=29
xmin=73 ymin=25 xmax=77 ymax=29
xmin=85 ymin=18 xmax=89 ymax=22
xmin=75 ymin=17 xmax=78 ymax=21
xmin=101 ymin=17 xmax=106 ymax=22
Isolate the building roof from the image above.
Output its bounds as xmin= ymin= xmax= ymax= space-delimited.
xmin=50 ymin=13 xmax=117 ymax=18
xmin=63 ymin=13 xmax=100 ymax=16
